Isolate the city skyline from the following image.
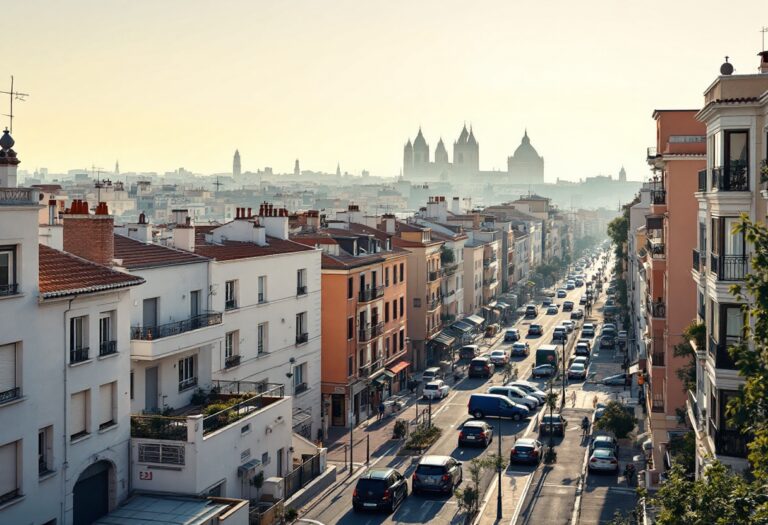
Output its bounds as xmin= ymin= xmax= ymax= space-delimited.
xmin=5 ymin=0 xmax=765 ymax=180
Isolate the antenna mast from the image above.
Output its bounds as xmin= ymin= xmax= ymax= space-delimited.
xmin=762 ymin=26 xmax=768 ymax=52
xmin=0 ymin=76 xmax=30 ymax=134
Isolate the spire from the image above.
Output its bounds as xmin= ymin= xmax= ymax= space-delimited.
xmin=294 ymin=159 xmax=300 ymax=176
xmin=336 ymin=162 xmax=341 ymax=176
xmin=522 ymin=129 xmax=530 ymax=144
xmin=233 ymin=149 xmax=241 ymax=177
xmin=467 ymin=126 xmax=477 ymax=145
xmin=457 ymin=124 xmax=469 ymax=144
xmin=115 ymin=160 xmax=120 ymax=175
xmin=413 ymin=127 xmax=428 ymax=148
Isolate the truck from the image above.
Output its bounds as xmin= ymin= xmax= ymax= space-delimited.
xmin=535 ymin=344 xmax=561 ymax=371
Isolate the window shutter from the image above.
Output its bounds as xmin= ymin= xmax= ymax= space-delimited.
xmin=100 ymin=383 xmax=114 ymax=426
xmin=70 ymin=391 xmax=86 ymax=436
xmin=0 ymin=441 xmax=17 ymax=496
xmin=0 ymin=344 xmax=15 ymax=392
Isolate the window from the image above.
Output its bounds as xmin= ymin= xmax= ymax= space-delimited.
xmin=399 ymin=263 xmax=404 ymax=282
xmin=392 ymin=300 xmax=397 ymax=319
xmin=99 ymin=382 xmax=116 ymax=430
xmin=348 ymin=356 xmax=353 ymax=377
xmin=225 ymin=331 xmax=240 ymax=367
xmin=294 ymin=363 xmax=307 ymax=393
xmin=257 ymin=323 xmax=267 ymax=354
xmin=262 ymin=452 xmax=270 ymax=466
xmin=258 ymin=275 xmax=267 ymax=303
xmin=399 ymin=297 xmax=404 ymax=317
xmin=0 ymin=439 xmax=20 ymax=503
xmin=347 ymin=277 xmax=353 ymax=299
xmin=413 ymin=298 xmax=421 ymax=308
xmin=0 ymin=246 xmax=17 ymax=296
xmin=385 ymin=302 xmax=390 ymax=323
xmin=130 ymin=371 xmax=134 ymax=400
xmin=70 ymin=389 xmax=90 ymax=440
xmin=347 ymin=317 xmax=354 ymax=340
xmin=724 ymin=306 xmax=744 ymax=344
xmin=99 ymin=312 xmax=116 ymax=357
xmin=0 ymin=343 xmax=19 ymax=403
xmin=178 ymin=355 xmax=197 ymax=391
xmin=385 ymin=338 xmax=390 ymax=358
xmin=392 ymin=265 xmax=398 ymax=283
xmin=392 ymin=334 xmax=397 ymax=354
xmin=142 ymin=297 xmax=158 ymax=327
xmin=225 ymin=280 xmax=238 ymax=309
xmin=190 ymin=289 xmax=201 ymax=317
xmin=39 ymin=426 xmax=53 ymax=476
xmin=399 ymin=329 xmax=405 ymax=351
xmin=296 ymin=312 xmax=308 ymax=344
xmin=385 ymin=267 xmax=390 ymax=287
xmin=297 ymin=269 xmax=307 ymax=295
xmin=69 ymin=316 xmax=89 ymax=363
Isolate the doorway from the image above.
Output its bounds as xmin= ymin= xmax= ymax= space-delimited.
xmin=73 ymin=461 xmax=111 ymax=525
xmin=331 ymin=394 xmax=345 ymax=426
xmin=145 ymin=366 xmax=159 ymax=413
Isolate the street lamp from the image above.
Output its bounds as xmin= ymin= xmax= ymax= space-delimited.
xmin=561 ymin=338 xmax=567 ymax=407
xmin=496 ymin=415 xmax=503 ymax=519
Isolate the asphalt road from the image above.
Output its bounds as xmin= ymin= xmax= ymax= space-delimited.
xmin=301 ymin=264 xmax=604 ymax=525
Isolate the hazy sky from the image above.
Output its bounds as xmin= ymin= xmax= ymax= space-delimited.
xmin=4 ymin=1 xmax=766 ymax=181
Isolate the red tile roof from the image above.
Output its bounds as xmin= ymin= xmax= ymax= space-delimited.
xmin=39 ymin=244 xmax=145 ymax=299
xmin=114 ymin=235 xmax=209 ymax=269
xmin=195 ymin=237 xmax=315 ymax=261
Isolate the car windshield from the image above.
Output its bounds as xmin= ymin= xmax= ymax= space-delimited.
xmin=491 ymin=351 xmax=504 ymax=356
xmin=462 ymin=425 xmax=485 ymax=434
xmin=357 ymin=478 xmax=387 ymax=494
xmin=570 ymin=364 xmax=585 ymax=370
xmin=416 ymin=464 xmax=445 ymax=476
xmin=424 ymin=384 xmax=438 ymax=390
xmin=593 ymin=449 xmax=614 ymax=459
xmin=514 ymin=445 xmax=534 ymax=452
xmin=542 ymin=415 xmax=561 ymax=423
xmin=513 ymin=343 xmax=525 ymax=349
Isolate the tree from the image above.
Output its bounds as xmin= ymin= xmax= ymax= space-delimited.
xmin=673 ymin=322 xmax=704 ymax=394
xmin=454 ymin=454 xmax=508 ymax=518
xmin=594 ymin=401 xmax=636 ymax=438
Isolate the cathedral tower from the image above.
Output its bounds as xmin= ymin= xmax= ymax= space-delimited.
xmin=233 ymin=149 xmax=241 ymax=177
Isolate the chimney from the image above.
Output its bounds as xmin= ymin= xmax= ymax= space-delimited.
xmin=172 ymin=209 xmax=190 ymax=225
xmin=258 ymin=201 xmax=289 ymax=240
xmin=347 ymin=204 xmax=363 ymax=225
xmin=48 ymin=199 xmax=56 ymax=225
xmin=127 ymin=212 xmax=153 ymax=243
xmin=306 ymin=210 xmax=321 ymax=230
xmin=63 ymin=200 xmax=115 ymax=265
xmin=452 ymin=197 xmax=460 ymax=214
xmin=382 ymin=213 xmax=396 ymax=234
xmin=760 ymin=51 xmax=768 ymax=74
xmin=172 ymin=216 xmax=196 ymax=252
xmin=0 ymin=128 xmax=20 ymax=187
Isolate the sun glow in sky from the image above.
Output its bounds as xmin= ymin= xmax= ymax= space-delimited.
xmin=5 ymin=0 xmax=766 ymax=180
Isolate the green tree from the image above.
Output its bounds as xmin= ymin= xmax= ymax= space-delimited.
xmin=594 ymin=401 xmax=636 ymax=439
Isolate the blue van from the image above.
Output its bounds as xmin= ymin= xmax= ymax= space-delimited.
xmin=467 ymin=394 xmax=530 ymax=421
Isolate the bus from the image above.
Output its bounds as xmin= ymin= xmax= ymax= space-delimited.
xmin=535 ymin=344 xmax=561 ymax=370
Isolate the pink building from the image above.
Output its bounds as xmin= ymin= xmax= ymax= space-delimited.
xmin=643 ymin=110 xmax=706 ymax=477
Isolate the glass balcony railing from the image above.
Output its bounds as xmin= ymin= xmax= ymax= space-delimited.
xmin=712 ymin=165 xmax=749 ymax=192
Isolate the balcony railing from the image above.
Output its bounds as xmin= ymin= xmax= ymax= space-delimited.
xmin=297 ymin=285 xmax=308 ymax=296
xmin=99 ymin=340 xmax=117 ymax=357
xmin=647 ymin=146 xmax=658 ymax=159
xmin=651 ymin=352 xmax=666 ymax=367
xmin=646 ymin=238 xmax=665 ymax=258
xmin=647 ymin=299 xmax=666 ymax=318
xmin=710 ymin=253 xmax=747 ymax=281
xmin=652 ymin=396 xmax=665 ymax=413
xmin=294 ymin=382 xmax=308 ymax=395
xmin=712 ymin=165 xmax=749 ymax=192
xmin=709 ymin=335 xmax=738 ymax=370
xmin=692 ymin=249 xmax=700 ymax=273
xmin=358 ymin=364 xmax=371 ymax=378
xmin=443 ymin=263 xmax=458 ymax=276
xmin=131 ymin=415 xmax=188 ymax=440
xmin=427 ymin=298 xmax=441 ymax=311
xmin=359 ymin=287 xmax=384 ymax=303
xmin=359 ymin=322 xmax=384 ymax=342
xmin=0 ymin=187 xmax=39 ymax=204
xmin=715 ymin=429 xmax=749 ymax=458
xmin=0 ymin=386 xmax=21 ymax=405
xmin=70 ymin=346 xmax=90 ymax=364
xmin=131 ymin=311 xmax=223 ymax=340
xmin=697 ymin=169 xmax=707 ymax=192
xmin=651 ymin=189 xmax=667 ymax=205
xmin=483 ymin=278 xmax=498 ymax=287
xmin=428 ymin=270 xmax=440 ymax=282
xmin=225 ymin=299 xmax=237 ymax=310
xmin=179 ymin=377 xmax=198 ymax=391
xmin=687 ymin=390 xmax=703 ymax=433
xmin=0 ymin=283 xmax=19 ymax=297
xmin=202 ymin=385 xmax=285 ymax=435
xmin=225 ymin=354 xmax=241 ymax=368
xmin=295 ymin=332 xmax=309 ymax=345
xmin=441 ymin=313 xmax=456 ymax=324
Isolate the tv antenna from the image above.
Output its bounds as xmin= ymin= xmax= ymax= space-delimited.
xmin=0 ymin=76 xmax=30 ymax=134
xmin=762 ymin=26 xmax=768 ymax=52
xmin=213 ymin=177 xmax=223 ymax=193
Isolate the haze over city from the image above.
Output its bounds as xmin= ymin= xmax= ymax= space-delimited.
xmin=5 ymin=0 xmax=765 ymax=179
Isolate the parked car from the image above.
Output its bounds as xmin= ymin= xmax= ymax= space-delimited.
xmin=487 ymin=385 xmax=539 ymax=410
xmin=618 ymin=330 xmax=627 ymax=347
xmin=539 ymin=413 xmax=567 ymax=436
xmin=602 ymin=373 xmax=628 ymax=386
xmin=546 ymin=305 xmax=559 ymax=315
xmin=566 ymin=281 xmax=575 ymax=290
xmin=504 ymin=329 xmax=520 ymax=342
xmin=552 ymin=326 xmax=568 ymax=342
xmin=507 ymin=381 xmax=546 ymax=404
xmin=489 ymin=350 xmax=509 ymax=367
xmin=525 ymin=304 xmax=539 ymax=318
xmin=575 ymin=342 xmax=591 ymax=357
xmin=579 ymin=295 xmax=588 ymax=305
xmin=562 ymin=320 xmax=576 ymax=333
xmin=588 ymin=448 xmax=619 ymax=473
xmin=582 ymin=323 xmax=595 ymax=337
xmin=567 ymin=362 xmax=587 ymax=380
xmin=571 ymin=309 xmax=584 ymax=320
xmin=353 ymin=468 xmax=408 ymax=513
xmin=468 ymin=393 xmax=530 ymax=421
xmin=556 ymin=289 xmax=567 ymax=298
xmin=590 ymin=434 xmax=619 ymax=455
xmin=510 ymin=438 xmax=544 ymax=464
xmin=423 ymin=380 xmax=450 ymax=400
xmin=562 ymin=301 xmax=574 ymax=312
xmin=542 ymin=297 xmax=553 ymax=307
xmin=469 ymin=357 xmax=494 ymax=378
xmin=510 ymin=342 xmax=530 ymax=357
xmin=458 ymin=420 xmax=493 ymax=447
xmin=600 ymin=334 xmax=616 ymax=349
xmin=412 ymin=456 xmax=463 ymax=495
xmin=459 ymin=345 xmax=479 ymax=360
xmin=422 ymin=367 xmax=442 ymax=383
xmin=531 ymin=364 xmax=555 ymax=378
xmin=605 ymin=298 xmax=615 ymax=307
xmin=594 ymin=402 xmax=606 ymax=420
xmin=528 ymin=324 xmax=543 ymax=336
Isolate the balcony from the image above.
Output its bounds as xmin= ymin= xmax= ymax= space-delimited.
xmin=427 ymin=297 xmax=441 ymax=311
xmin=647 ymin=298 xmax=666 ymax=319
xmin=483 ymin=257 xmax=498 ymax=268
xmin=99 ymin=340 xmax=118 ymax=357
xmin=442 ymin=262 xmax=459 ymax=276
xmin=646 ymin=238 xmax=665 ymax=259
xmin=646 ymin=146 xmax=658 ymax=160
xmin=710 ymin=253 xmax=747 ymax=281
xmin=715 ymin=428 xmax=749 ymax=458
xmin=687 ymin=390 xmax=704 ymax=435
xmin=427 ymin=270 xmax=440 ymax=282
xmin=70 ymin=346 xmax=90 ymax=364
xmin=697 ymin=169 xmax=707 ymax=192
xmin=224 ymin=354 xmax=241 ymax=368
xmin=651 ymin=351 xmax=666 ymax=367
xmin=0 ymin=283 xmax=19 ymax=297
xmin=692 ymin=249 xmax=700 ymax=273
xmin=651 ymin=188 xmax=666 ymax=205
xmin=225 ymin=299 xmax=237 ymax=310
xmin=651 ymin=396 xmax=665 ymax=413
xmin=359 ymin=287 xmax=384 ymax=303
xmin=0 ymin=386 xmax=21 ymax=405
xmin=483 ymin=278 xmax=498 ymax=287
xmin=0 ymin=187 xmax=39 ymax=204
xmin=131 ymin=311 xmax=224 ymax=361
xmin=440 ymin=313 xmax=456 ymax=324
xmin=358 ymin=322 xmax=384 ymax=342
xmin=708 ymin=335 xmax=738 ymax=370
xmin=294 ymin=382 xmax=309 ymax=395
xmin=295 ymin=332 xmax=309 ymax=345
xmin=712 ymin=165 xmax=749 ymax=192
xmin=297 ymin=285 xmax=308 ymax=296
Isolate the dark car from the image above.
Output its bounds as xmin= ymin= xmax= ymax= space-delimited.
xmin=412 ymin=456 xmax=463 ymax=495
xmin=600 ymin=335 xmax=616 ymax=349
xmin=542 ymin=297 xmax=552 ymax=307
xmin=562 ymin=301 xmax=574 ymax=312
xmin=504 ymin=329 xmax=520 ymax=342
xmin=525 ymin=305 xmax=539 ymax=319
xmin=510 ymin=342 xmax=530 ymax=357
xmin=458 ymin=420 xmax=493 ymax=447
xmin=571 ymin=309 xmax=584 ymax=320
xmin=556 ymin=289 xmax=567 ymax=298
xmin=353 ymin=468 xmax=408 ymax=513
xmin=459 ymin=345 xmax=479 ymax=360
xmin=539 ymin=413 xmax=567 ymax=436
xmin=468 ymin=356 xmax=493 ymax=378
xmin=528 ymin=324 xmax=543 ymax=336
xmin=509 ymin=438 xmax=543 ymax=464
xmin=531 ymin=364 xmax=555 ymax=378
xmin=575 ymin=342 xmax=591 ymax=357
xmin=579 ymin=296 xmax=588 ymax=305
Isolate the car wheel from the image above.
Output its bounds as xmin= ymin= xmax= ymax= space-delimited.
xmin=473 ymin=410 xmax=484 ymax=418
xmin=513 ymin=413 xmax=521 ymax=421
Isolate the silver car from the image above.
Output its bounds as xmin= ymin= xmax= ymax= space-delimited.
xmin=412 ymin=455 xmax=463 ymax=495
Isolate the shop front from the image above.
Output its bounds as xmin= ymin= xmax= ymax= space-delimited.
xmin=426 ymin=331 xmax=456 ymax=368
xmin=387 ymin=360 xmax=410 ymax=393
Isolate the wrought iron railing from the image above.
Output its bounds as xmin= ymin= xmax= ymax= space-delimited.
xmin=710 ymin=253 xmax=747 ymax=281
xmin=709 ymin=335 xmax=738 ymax=370
xmin=297 ymin=285 xmax=308 ymax=296
xmin=0 ymin=386 xmax=20 ymax=405
xmin=283 ymin=452 xmax=322 ymax=500
xmin=178 ymin=377 xmax=198 ymax=391
xmin=225 ymin=299 xmax=237 ymax=310
xmin=359 ymin=287 xmax=384 ymax=302
xmin=712 ymin=165 xmax=749 ymax=191
xmin=647 ymin=299 xmax=666 ymax=318
xmin=225 ymin=354 xmax=241 ymax=368
xmin=295 ymin=332 xmax=309 ymax=345
xmin=70 ymin=346 xmax=89 ymax=363
xmin=99 ymin=340 xmax=117 ymax=357
xmin=715 ymin=429 xmax=749 ymax=458
xmin=651 ymin=189 xmax=666 ymax=205
xmin=428 ymin=270 xmax=440 ymax=282
xmin=358 ymin=322 xmax=384 ymax=342
xmin=427 ymin=297 xmax=441 ymax=311
xmin=202 ymin=385 xmax=285 ymax=435
xmin=692 ymin=249 xmax=700 ymax=272
xmin=294 ymin=382 xmax=308 ymax=395
xmin=131 ymin=311 xmax=223 ymax=340
xmin=646 ymin=239 xmax=665 ymax=258
xmin=0 ymin=283 xmax=19 ymax=296
xmin=697 ymin=169 xmax=707 ymax=192
xmin=651 ymin=352 xmax=666 ymax=367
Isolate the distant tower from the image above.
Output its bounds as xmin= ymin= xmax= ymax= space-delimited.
xmin=115 ymin=160 xmax=120 ymax=175
xmin=453 ymin=124 xmax=471 ymax=173
xmin=403 ymin=139 xmax=414 ymax=177
xmin=434 ymin=138 xmax=449 ymax=165
xmin=619 ymin=166 xmax=627 ymax=182
xmin=233 ymin=149 xmax=241 ymax=177
xmin=294 ymin=159 xmax=300 ymax=177
xmin=466 ymin=126 xmax=479 ymax=173
xmin=412 ymin=128 xmax=430 ymax=176
xmin=336 ymin=163 xmax=341 ymax=177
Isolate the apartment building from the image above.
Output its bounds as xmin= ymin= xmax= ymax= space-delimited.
xmin=0 ymin=136 xmax=146 ymax=525
xmin=687 ymin=57 xmax=768 ymax=477
xmin=627 ymin=183 xmax=652 ymax=364
xmin=463 ymin=239 xmax=485 ymax=315
xmin=641 ymin=110 xmax=706 ymax=476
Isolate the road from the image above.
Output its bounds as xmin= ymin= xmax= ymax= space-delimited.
xmin=302 ymin=260 xmax=608 ymax=525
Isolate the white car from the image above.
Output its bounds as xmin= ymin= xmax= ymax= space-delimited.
xmin=562 ymin=320 xmax=575 ymax=333
xmin=568 ymin=362 xmax=587 ymax=380
xmin=423 ymin=380 xmax=450 ymax=400
xmin=571 ymin=356 xmax=589 ymax=368
xmin=507 ymin=381 xmax=547 ymax=404
xmin=487 ymin=385 xmax=539 ymax=410
xmin=489 ymin=350 xmax=509 ymax=366
xmin=582 ymin=323 xmax=595 ymax=337
xmin=588 ymin=448 xmax=619 ymax=472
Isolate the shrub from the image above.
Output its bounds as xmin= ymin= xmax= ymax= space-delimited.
xmin=405 ymin=424 xmax=441 ymax=450
xmin=595 ymin=401 xmax=636 ymax=438
xmin=393 ymin=419 xmax=408 ymax=439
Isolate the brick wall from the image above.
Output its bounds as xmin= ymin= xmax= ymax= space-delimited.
xmin=63 ymin=214 xmax=114 ymax=265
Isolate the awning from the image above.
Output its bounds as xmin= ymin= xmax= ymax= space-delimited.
xmin=430 ymin=332 xmax=456 ymax=348
xmin=628 ymin=363 xmax=641 ymax=375
xmin=450 ymin=321 xmax=473 ymax=333
xmin=387 ymin=361 xmax=410 ymax=375
xmin=372 ymin=369 xmax=396 ymax=385
xmin=487 ymin=300 xmax=498 ymax=308
xmin=465 ymin=315 xmax=485 ymax=327
xmin=496 ymin=301 xmax=511 ymax=310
